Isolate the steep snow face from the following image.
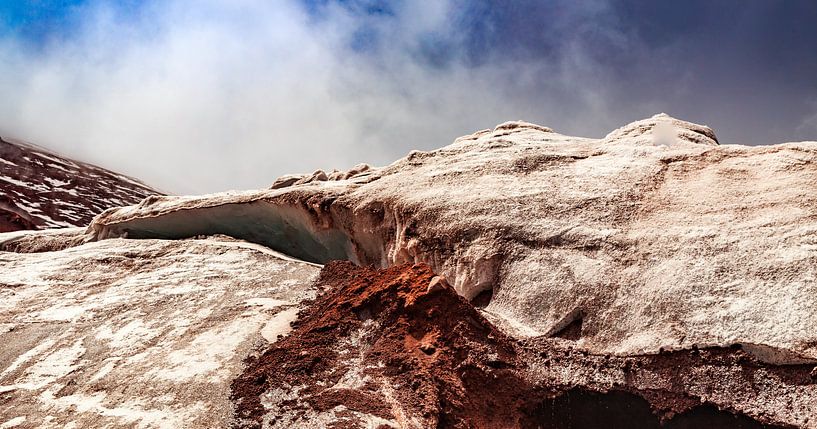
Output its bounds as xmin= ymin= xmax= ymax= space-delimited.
xmin=86 ymin=114 xmax=817 ymax=364
xmin=0 ymin=137 xmax=160 ymax=231
xmin=0 ymin=234 xmax=319 ymax=428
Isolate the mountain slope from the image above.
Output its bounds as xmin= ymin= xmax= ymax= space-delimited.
xmin=2 ymin=114 xmax=817 ymax=428
xmin=0 ymin=137 xmax=160 ymax=232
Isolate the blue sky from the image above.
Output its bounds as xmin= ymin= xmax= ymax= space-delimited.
xmin=0 ymin=1 xmax=84 ymax=38
xmin=1 ymin=0 xmax=816 ymax=192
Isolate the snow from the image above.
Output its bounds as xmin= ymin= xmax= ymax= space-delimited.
xmin=260 ymin=307 xmax=300 ymax=343
xmin=0 ymin=236 xmax=319 ymax=427
xmin=0 ymin=175 xmax=36 ymax=189
xmin=4 ymin=114 xmax=817 ymax=427
xmin=86 ymin=114 xmax=817 ymax=365
xmin=14 ymin=340 xmax=85 ymax=390
xmin=1 ymin=339 xmax=58 ymax=379
xmin=0 ymin=416 xmax=26 ymax=428
xmin=43 ymin=177 xmax=71 ymax=188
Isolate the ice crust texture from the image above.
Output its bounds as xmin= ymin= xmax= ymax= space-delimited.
xmin=0 ymin=235 xmax=320 ymax=428
xmin=88 ymin=113 xmax=817 ymax=363
xmin=2 ymin=113 xmax=817 ymax=428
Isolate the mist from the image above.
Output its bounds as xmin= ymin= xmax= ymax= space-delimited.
xmin=1 ymin=0 xmax=815 ymax=193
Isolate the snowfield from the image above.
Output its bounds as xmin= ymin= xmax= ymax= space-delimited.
xmin=0 ymin=235 xmax=319 ymax=428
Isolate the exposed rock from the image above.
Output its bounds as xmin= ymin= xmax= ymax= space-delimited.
xmin=0 ymin=137 xmax=161 ymax=230
xmin=0 ymin=196 xmax=37 ymax=232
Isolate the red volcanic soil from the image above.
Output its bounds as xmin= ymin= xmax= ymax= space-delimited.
xmin=0 ymin=137 xmax=159 ymax=230
xmin=232 ymin=262 xmax=798 ymax=428
xmin=231 ymin=262 xmax=531 ymax=428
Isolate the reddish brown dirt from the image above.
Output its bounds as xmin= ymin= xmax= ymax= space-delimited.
xmin=231 ymin=262 xmax=533 ymax=428
xmin=231 ymin=262 xmax=801 ymax=428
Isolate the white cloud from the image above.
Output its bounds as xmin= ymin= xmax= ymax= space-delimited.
xmin=0 ymin=0 xmax=637 ymax=193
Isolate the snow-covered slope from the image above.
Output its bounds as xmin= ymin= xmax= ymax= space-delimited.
xmin=0 ymin=137 xmax=160 ymax=231
xmin=88 ymin=114 xmax=817 ymax=364
xmin=3 ymin=113 xmax=817 ymax=427
xmin=0 ymin=234 xmax=319 ymax=428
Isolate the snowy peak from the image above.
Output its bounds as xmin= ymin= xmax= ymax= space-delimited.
xmin=603 ymin=113 xmax=719 ymax=146
xmin=0 ymin=137 xmax=161 ymax=231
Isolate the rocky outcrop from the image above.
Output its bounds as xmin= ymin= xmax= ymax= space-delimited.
xmin=0 ymin=196 xmax=37 ymax=232
xmin=0 ymin=137 xmax=161 ymax=230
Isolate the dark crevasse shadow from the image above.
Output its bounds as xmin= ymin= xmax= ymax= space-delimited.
xmin=529 ymin=389 xmax=784 ymax=429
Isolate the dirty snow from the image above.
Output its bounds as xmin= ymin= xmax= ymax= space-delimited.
xmin=0 ymin=236 xmax=319 ymax=428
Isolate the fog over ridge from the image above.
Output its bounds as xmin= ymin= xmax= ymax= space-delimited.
xmin=0 ymin=0 xmax=815 ymax=193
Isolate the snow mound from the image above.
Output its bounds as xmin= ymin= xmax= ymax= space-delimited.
xmin=603 ymin=113 xmax=719 ymax=146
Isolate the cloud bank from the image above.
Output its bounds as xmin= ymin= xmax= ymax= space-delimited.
xmin=1 ymin=0 xmax=815 ymax=193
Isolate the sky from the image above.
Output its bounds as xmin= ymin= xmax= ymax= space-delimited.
xmin=0 ymin=0 xmax=816 ymax=194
